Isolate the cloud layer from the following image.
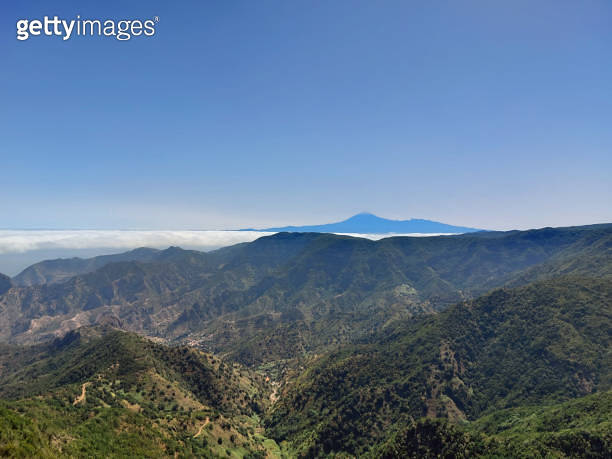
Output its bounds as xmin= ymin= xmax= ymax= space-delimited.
xmin=0 ymin=230 xmax=457 ymax=276
xmin=0 ymin=230 xmax=452 ymax=255
xmin=0 ymin=230 xmax=275 ymax=254
xmin=334 ymin=233 xmax=456 ymax=240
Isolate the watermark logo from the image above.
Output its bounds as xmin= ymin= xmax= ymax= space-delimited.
xmin=16 ymin=15 xmax=159 ymax=41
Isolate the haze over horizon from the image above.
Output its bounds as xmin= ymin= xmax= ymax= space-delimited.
xmin=1 ymin=211 xmax=610 ymax=233
xmin=0 ymin=212 xmax=476 ymax=275
xmin=1 ymin=211 xmax=610 ymax=276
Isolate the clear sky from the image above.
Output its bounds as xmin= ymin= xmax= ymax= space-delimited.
xmin=1 ymin=0 xmax=610 ymax=231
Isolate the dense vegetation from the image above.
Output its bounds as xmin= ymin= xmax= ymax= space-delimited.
xmin=0 ymin=327 xmax=282 ymax=457
xmin=467 ymin=390 xmax=612 ymax=457
xmin=1 ymin=225 xmax=610 ymax=367
xmin=370 ymin=391 xmax=611 ymax=459
xmin=266 ymin=277 xmax=611 ymax=456
xmin=0 ymin=224 xmax=610 ymax=457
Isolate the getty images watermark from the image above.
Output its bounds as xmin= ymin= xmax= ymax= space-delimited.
xmin=16 ymin=15 xmax=159 ymax=41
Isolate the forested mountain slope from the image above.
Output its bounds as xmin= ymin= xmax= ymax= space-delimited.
xmin=0 ymin=225 xmax=610 ymax=457
xmin=12 ymin=247 xmax=162 ymax=287
xmin=266 ymin=276 xmax=612 ymax=456
xmin=0 ymin=326 xmax=280 ymax=457
xmin=0 ymin=225 xmax=610 ymax=367
xmin=370 ymin=391 xmax=611 ymax=459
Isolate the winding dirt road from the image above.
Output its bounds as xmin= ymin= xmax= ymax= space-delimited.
xmin=193 ymin=417 xmax=210 ymax=438
xmin=73 ymin=382 xmax=91 ymax=406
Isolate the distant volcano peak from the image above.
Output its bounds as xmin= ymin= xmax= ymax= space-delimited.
xmin=244 ymin=214 xmax=482 ymax=234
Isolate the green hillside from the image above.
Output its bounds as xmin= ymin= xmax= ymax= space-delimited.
xmin=0 ymin=327 xmax=282 ymax=458
xmin=1 ymin=278 xmax=609 ymax=457
xmin=266 ymin=277 xmax=611 ymax=456
xmin=1 ymin=225 xmax=610 ymax=368
xmin=0 ymin=224 xmax=610 ymax=457
xmin=370 ymin=391 xmax=611 ymax=458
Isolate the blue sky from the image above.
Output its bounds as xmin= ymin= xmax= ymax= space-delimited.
xmin=1 ymin=0 xmax=610 ymax=230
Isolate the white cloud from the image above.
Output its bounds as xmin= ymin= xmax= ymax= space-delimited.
xmin=334 ymin=233 xmax=457 ymax=240
xmin=0 ymin=230 xmax=453 ymax=255
xmin=0 ymin=230 xmax=275 ymax=254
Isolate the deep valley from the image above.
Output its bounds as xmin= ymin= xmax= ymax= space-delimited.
xmin=0 ymin=224 xmax=610 ymax=457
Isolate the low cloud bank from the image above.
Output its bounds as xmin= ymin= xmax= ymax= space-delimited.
xmin=0 ymin=230 xmax=456 ymax=255
xmin=0 ymin=230 xmax=455 ymax=276
xmin=0 ymin=230 xmax=275 ymax=254
xmin=334 ymin=232 xmax=456 ymax=240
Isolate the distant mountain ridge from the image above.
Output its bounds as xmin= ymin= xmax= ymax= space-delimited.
xmin=12 ymin=247 xmax=161 ymax=287
xmin=243 ymin=212 xmax=482 ymax=234
xmin=1 ymin=224 xmax=610 ymax=356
